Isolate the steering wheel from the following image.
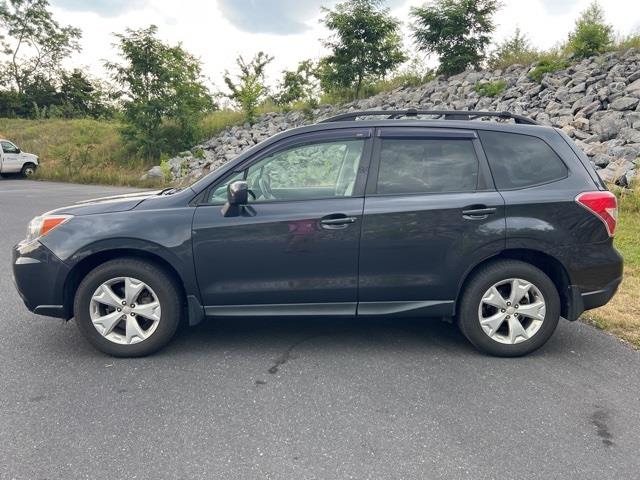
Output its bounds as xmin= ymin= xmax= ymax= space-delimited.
xmin=258 ymin=173 xmax=275 ymax=200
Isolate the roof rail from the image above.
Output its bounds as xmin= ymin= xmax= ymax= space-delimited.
xmin=319 ymin=109 xmax=538 ymax=125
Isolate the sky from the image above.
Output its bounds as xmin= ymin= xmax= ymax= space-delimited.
xmin=48 ymin=0 xmax=640 ymax=91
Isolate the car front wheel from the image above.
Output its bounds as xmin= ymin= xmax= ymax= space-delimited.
xmin=21 ymin=163 xmax=37 ymax=177
xmin=74 ymin=258 xmax=182 ymax=357
xmin=457 ymin=260 xmax=560 ymax=357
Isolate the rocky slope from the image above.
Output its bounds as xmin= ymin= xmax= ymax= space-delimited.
xmin=145 ymin=48 xmax=640 ymax=188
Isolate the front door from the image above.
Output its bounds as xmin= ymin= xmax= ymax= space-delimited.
xmin=192 ymin=129 xmax=372 ymax=316
xmin=0 ymin=141 xmax=21 ymax=173
xmin=357 ymin=127 xmax=506 ymax=317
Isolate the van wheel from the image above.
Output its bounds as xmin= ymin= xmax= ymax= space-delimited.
xmin=21 ymin=163 xmax=36 ymax=177
xmin=457 ymin=260 xmax=560 ymax=357
xmin=74 ymin=259 xmax=183 ymax=357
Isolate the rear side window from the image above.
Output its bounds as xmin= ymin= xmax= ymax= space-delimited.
xmin=376 ymin=139 xmax=478 ymax=194
xmin=479 ymin=131 xmax=567 ymax=189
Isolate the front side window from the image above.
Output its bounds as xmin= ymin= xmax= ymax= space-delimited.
xmin=208 ymin=139 xmax=365 ymax=203
xmin=376 ymin=138 xmax=479 ymax=194
xmin=1 ymin=141 xmax=18 ymax=154
xmin=478 ymin=131 xmax=568 ymax=189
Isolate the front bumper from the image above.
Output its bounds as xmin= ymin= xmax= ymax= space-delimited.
xmin=12 ymin=240 xmax=71 ymax=319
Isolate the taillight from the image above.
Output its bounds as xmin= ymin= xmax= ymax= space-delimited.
xmin=575 ymin=191 xmax=618 ymax=237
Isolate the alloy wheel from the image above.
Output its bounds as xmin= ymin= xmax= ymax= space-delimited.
xmin=89 ymin=277 xmax=161 ymax=345
xmin=477 ymin=278 xmax=546 ymax=345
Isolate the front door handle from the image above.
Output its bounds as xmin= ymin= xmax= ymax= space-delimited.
xmin=320 ymin=214 xmax=358 ymax=229
xmin=462 ymin=206 xmax=497 ymax=220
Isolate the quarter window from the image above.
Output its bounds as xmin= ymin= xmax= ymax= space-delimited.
xmin=376 ymin=138 xmax=479 ymax=194
xmin=479 ymin=131 xmax=568 ymax=189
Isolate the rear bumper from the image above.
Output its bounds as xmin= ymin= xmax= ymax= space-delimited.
xmin=567 ymin=275 xmax=622 ymax=321
xmin=12 ymin=240 xmax=71 ymax=319
xmin=552 ymin=240 xmax=623 ymax=321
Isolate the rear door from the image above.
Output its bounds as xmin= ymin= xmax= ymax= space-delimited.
xmin=357 ymin=127 xmax=506 ymax=317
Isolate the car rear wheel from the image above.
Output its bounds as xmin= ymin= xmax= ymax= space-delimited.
xmin=21 ymin=163 xmax=36 ymax=177
xmin=74 ymin=259 xmax=182 ymax=357
xmin=457 ymin=260 xmax=560 ymax=357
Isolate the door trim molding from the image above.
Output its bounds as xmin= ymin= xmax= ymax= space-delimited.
xmin=357 ymin=300 xmax=454 ymax=316
xmin=204 ymin=300 xmax=455 ymax=318
xmin=205 ymin=302 xmax=357 ymax=317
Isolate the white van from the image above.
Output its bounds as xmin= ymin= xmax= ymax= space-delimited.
xmin=0 ymin=139 xmax=39 ymax=177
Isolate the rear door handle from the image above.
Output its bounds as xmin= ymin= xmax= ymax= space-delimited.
xmin=320 ymin=215 xmax=358 ymax=229
xmin=462 ymin=206 xmax=497 ymax=219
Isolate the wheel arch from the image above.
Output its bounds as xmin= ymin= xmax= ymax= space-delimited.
xmin=456 ymin=249 xmax=573 ymax=320
xmin=63 ymin=247 xmax=203 ymax=325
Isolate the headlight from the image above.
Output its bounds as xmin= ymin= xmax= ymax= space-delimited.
xmin=25 ymin=215 xmax=73 ymax=243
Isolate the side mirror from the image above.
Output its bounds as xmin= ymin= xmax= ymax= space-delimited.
xmin=221 ymin=180 xmax=249 ymax=217
xmin=228 ymin=180 xmax=249 ymax=205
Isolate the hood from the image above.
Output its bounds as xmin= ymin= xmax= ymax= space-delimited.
xmin=22 ymin=152 xmax=39 ymax=163
xmin=50 ymin=190 xmax=161 ymax=216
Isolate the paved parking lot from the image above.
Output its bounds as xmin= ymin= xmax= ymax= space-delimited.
xmin=1 ymin=179 xmax=639 ymax=479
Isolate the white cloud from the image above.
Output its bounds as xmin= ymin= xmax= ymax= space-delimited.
xmin=51 ymin=0 xmax=639 ymax=92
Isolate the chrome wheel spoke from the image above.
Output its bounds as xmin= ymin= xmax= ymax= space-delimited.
xmin=92 ymin=284 xmax=123 ymax=309
xmin=133 ymin=301 xmax=161 ymax=322
xmin=93 ymin=311 xmax=122 ymax=337
xmin=482 ymin=286 xmax=507 ymax=309
xmin=517 ymin=301 xmax=546 ymax=321
xmin=124 ymin=277 xmax=145 ymax=305
xmin=480 ymin=311 xmax=507 ymax=334
xmin=509 ymin=279 xmax=532 ymax=305
xmin=508 ymin=316 xmax=529 ymax=343
xmin=126 ymin=316 xmax=148 ymax=344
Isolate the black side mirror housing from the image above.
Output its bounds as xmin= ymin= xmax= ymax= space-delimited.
xmin=221 ymin=180 xmax=249 ymax=217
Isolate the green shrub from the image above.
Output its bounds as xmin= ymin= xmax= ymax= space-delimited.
xmin=615 ymin=33 xmax=640 ymax=51
xmin=566 ymin=2 xmax=613 ymax=58
xmin=488 ymin=28 xmax=540 ymax=70
xmin=528 ymin=54 xmax=569 ymax=82
xmin=474 ymin=80 xmax=507 ymax=97
xmin=159 ymin=158 xmax=172 ymax=182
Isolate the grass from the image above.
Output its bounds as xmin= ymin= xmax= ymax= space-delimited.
xmin=475 ymin=80 xmax=507 ymax=97
xmin=582 ymin=187 xmax=640 ymax=348
xmin=0 ymin=110 xmax=248 ymax=187
xmin=0 ymin=117 xmax=161 ymax=187
xmin=528 ymin=53 xmax=569 ymax=82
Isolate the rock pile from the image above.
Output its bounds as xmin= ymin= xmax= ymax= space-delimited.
xmin=144 ymin=49 xmax=640 ymax=188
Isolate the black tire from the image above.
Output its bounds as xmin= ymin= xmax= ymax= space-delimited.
xmin=74 ymin=258 xmax=183 ymax=357
xmin=21 ymin=163 xmax=36 ymax=177
xmin=457 ymin=260 xmax=560 ymax=357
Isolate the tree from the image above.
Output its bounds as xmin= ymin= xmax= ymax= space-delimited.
xmin=567 ymin=1 xmax=613 ymax=59
xmin=488 ymin=27 xmax=538 ymax=69
xmin=411 ymin=0 xmax=500 ymax=76
xmin=57 ymin=69 xmax=112 ymax=118
xmin=273 ymin=59 xmax=319 ymax=107
xmin=223 ymin=51 xmax=273 ymax=123
xmin=0 ymin=0 xmax=81 ymax=93
xmin=105 ymin=25 xmax=213 ymax=159
xmin=319 ymin=0 xmax=406 ymax=98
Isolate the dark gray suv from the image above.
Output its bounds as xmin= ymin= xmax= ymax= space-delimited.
xmin=12 ymin=110 xmax=623 ymax=357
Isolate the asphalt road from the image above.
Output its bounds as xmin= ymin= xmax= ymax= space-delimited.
xmin=1 ymin=179 xmax=639 ymax=480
